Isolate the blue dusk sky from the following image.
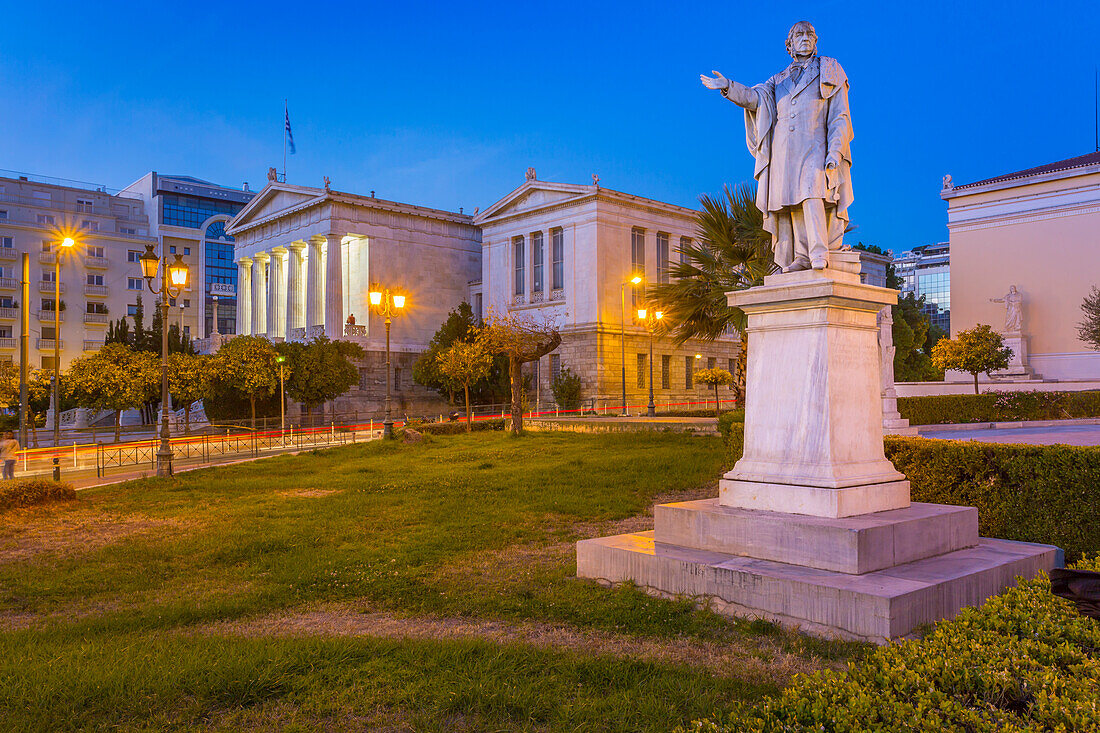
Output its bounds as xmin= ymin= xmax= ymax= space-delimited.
xmin=0 ymin=0 xmax=1096 ymax=253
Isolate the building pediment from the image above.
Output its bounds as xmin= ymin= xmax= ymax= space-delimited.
xmin=226 ymin=182 xmax=326 ymax=235
xmin=475 ymin=180 xmax=594 ymax=225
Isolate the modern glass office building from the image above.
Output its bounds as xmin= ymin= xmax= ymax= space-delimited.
xmin=893 ymin=242 xmax=950 ymax=334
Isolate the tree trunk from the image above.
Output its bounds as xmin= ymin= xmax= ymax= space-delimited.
xmin=713 ymin=384 xmax=720 ymax=417
xmin=464 ymin=384 xmax=472 ymax=433
xmin=509 ymin=356 xmax=523 ymax=435
xmin=735 ymin=330 xmax=748 ymax=406
xmin=114 ymin=409 xmax=121 ymax=443
xmin=250 ymin=395 xmax=256 ymax=430
xmin=973 ymin=372 xmax=979 ymax=395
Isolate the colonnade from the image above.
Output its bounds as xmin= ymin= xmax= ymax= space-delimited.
xmin=236 ymin=233 xmax=348 ymax=341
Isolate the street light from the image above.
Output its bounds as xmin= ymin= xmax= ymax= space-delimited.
xmin=52 ymin=236 xmax=75 ymax=446
xmin=275 ymin=355 xmax=286 ymax=434
xmin=139 ymin=244 xmax=189 ymax=477
xmin=368 ymin=287 xmax=406 ymax=439
xmin=620 ymin=274 xmax=642 ymax=416
xmin=637 ymin=307 xmax=664 ymax=417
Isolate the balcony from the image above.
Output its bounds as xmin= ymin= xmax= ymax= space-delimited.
xmin=38 ymin=251 xmax=56 ymax=265
xmin=83 ymin=340 xmax=103 ymax=352
xmin=38 ymin=281 xmax=64 ymax=294
xmin=36 ymin=338 xmax=63 ymax=350
xmin=0 ymin=308 xmax=16 ymax=320
xmin=344 ymin=324 xmax=366 ymax=337
xmin=0 ymin=248 xmax=16 ymax=261
xmin=37 ymin=310 xmax=65 ymax=322
xmin=84 ymin=312 xmax=109 ymax=325
xmin=84 ymin=284 xmax=108 ymax=296
xmin=0 ymin=338 xmax=14 ymax=349
xmin=549 ymin=288 xmax=565 ymax=302
xmin=0 ymin=277 xmax=16 ymax=290
xmin=85 ymin=256 xmax=109 ymax=269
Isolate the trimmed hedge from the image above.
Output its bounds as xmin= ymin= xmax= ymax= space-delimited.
xmin=656 ymin=409 xmax=745 ymax=419
xmin=722 ymin=426 xmax=1100 ymax=561
xmin=685 ymin=556 xmax=1100 ymax=732
xmin=416 ymin=418 xmax=506 ymax=436
xmin=898 ymin=390 xmax=1100 ymax=426
xmin=0 ymin=478 xmax=76 ymax=511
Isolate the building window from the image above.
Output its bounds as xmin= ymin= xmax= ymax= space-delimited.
xmin=661 ymin=355 xmax=671 ymax=389
xmin=358 ymin=367 xmax=369 ymax=391
xmin=183 ymin=299 xmax=190 ymax=308
xmin=41 ymin=356 xmax=57 ymax=370
xmin=631 ymin=228 xmax=645 ymax=306
xmin=81 ymin=220 xmax=99 ymax=232
xmin=637 ymin=353 xmax=646 ymax=390
xmin=86 ymin=302 xmax=107 ymax=314
xmin=127 ymin=278 xmax=143 ymax=291
xmin=86 ymin=274 xmax=103 ymax=286
xmin=127 ymin=250 xmax=143 ymax=263
xmin=184 ymin=247 xmax=191 ymax=256
xmin=127 ymin=304 xmax=139 ymax=316
xmin=550 ymin=353 xmax=561 ymax=383
xmin=728 ymin=358 xmax=736 ymax=388
xmin=183 ymin=325 xmax=190 ymax=338
xmin=88 ymin=245 xmax=104 ymax=258
xmin=120 ymin=227 xmax=136 ymax=235
xmin=41 ymin=240 xmax=52 ymax=252
xmin=394 ymin=367 xmax=402 ymax=391
xmin=513 ymin=236 xmax=525 ymax=297
xmin=0 ymin=237 xmax=12 ymax=249
xmin=41 ymin=270 xmax=55 ymax=283
xmin=531 ymin=231 xmax=544 ymax=294
xmin=0 ymin=211 xmax=7 ymax=220
xmin=473 ymin=292 xmax=483 ymax=323
xmin=657 ymin=232 xmax=670 ymax=284
xmin=708 ymin=357 xmax=716 ymax=370
xmin=76 ymin=199 xmax=93 ymax=212
xmin=551 ymin=228 xmax=564 ymax=291
xmin=41 ymin=298 xmax=57 ymax=311
xmin=37 ymin=214 xmax=55 ymax=225
xmin=169 ymin=246 xmax=176 ymax=254
xmin=169 ymin=298 xmax=177 ymax=307
xmin=0 ymin=326 xmax=11 ymax=338
xmin=0 ymin=297 xmax=13 ymax=309
xmin=41 ymin=325 xmax=56 ymax=339
xmin=679 ymin=237 xmax=691 ymax=265
xmin=685 ymin=356 xmax=693 ymax=389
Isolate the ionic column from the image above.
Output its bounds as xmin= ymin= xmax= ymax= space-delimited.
xmin=323 ymin=233 xmax=344 ymax=340
xmin=269 ymin=248 xmax=286 ymax=338
xmin=251 ymin=253 xmax=268 ymax=336
xmin=286 ymin=242 xmax=305 ymax=337
xmin=305 ymin=239 xmax=324 ymax=332
xmin=236 ymin=258 xmax=252 ymax=336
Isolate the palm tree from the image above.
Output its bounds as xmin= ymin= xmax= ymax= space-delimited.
xmin=647 ymin=182 xmax=774 ymax=404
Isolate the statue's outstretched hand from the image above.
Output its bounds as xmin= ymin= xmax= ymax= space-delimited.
xmin=700 ymin=71 xmax=729 ymax=92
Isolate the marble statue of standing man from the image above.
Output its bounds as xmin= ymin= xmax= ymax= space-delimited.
xmin=991 ymin=285 xmax=1023 ymax=333
xmin=701 ymin=21 xmax=854 ymax=272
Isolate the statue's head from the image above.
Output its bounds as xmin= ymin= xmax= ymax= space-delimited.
xmin=1010 ymin=285 xmax=1018 ymax=294
xmin=786 ymin=21 xmax=818 ymax=59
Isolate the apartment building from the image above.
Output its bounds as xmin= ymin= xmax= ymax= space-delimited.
xmin=0 ymin=170 xmax=157 ymax=369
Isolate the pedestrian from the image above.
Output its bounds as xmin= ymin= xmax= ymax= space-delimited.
xmin=0 ymin=430 xmax=19 ymax=480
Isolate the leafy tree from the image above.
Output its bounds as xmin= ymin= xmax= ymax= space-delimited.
xmin=931 ymin=324 xmax=1012 ymax=394
xmin=550 ymin=366 xmax=583 ymax=411
xmin=213 ymin=335 xmax=279 ymax=429
xmin=1078 ymin=286 xmax=1100 ymax=350
xmin=414 ymin=302 xmax=509 ymax=404
xmin=480 ymin=310 xmax=561 ymax=435
xmin=0 ymin=360 xmax=18 ymax=410
xmin=893 ymin=293 xmax=942 ymax=381
xmin=167 ymin=352 xmax=214 ymax=434
xmin=66 ymin=343 xmax=159 ymax=441
xmin=436 ymin=338 xmax=493 ymax=431
xmin=105 ymin=295 xmax=194 ymax=355
xmin=694 ymin=367 xmax=735 ymax=416
xmin=647 ymin=183 xmax=773 ymax=405
xmin=280 ymin=336 xmax=365 ymax=424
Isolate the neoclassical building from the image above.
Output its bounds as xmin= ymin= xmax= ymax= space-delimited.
xmin=474 ymin=174 xmax=739 ymax=410
xmin=226 ymin=181 xmax=481 ymax=413
xmin=942 ymin=151 xmax=1100 ymax=381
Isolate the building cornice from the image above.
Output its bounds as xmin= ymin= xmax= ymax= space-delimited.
xmin=942 ymin=163 xmax=1100 ymax=200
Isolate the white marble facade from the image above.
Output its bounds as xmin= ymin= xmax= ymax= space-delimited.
xmin=226 ymin=182 xmax=481 ymax=354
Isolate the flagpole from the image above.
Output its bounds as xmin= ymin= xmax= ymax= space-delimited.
xmin=283 ymin=99 xmax=288 ymax=183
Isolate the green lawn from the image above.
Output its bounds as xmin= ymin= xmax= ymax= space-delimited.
xmin=0 ymin=432 xmax=862 ymax=732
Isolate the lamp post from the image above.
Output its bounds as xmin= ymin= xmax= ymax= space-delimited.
xmin=620 ymin=275 xmax=642 ymax=416
xmin=275 ymin=355 xmax=286 ymax=434
xmin=368 ymin=287 xmax=406 ymax=439
xmin=52 ymin=236 xmax=74 ymax=447
xmin=637 ymin=307 xmax=663 ymax=417
xmin=139 ymin=244 xmax=189 ymax=477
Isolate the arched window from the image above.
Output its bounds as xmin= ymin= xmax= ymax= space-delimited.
xmin=205 ymin=220 xmax=233 ymax=242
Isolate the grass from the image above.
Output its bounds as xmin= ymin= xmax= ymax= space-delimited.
xmin=0 ymin=432 xmax=863 ymax=731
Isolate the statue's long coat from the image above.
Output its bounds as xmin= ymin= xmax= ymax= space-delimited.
xmin=726 ymin=55 xmax=854 ymax=247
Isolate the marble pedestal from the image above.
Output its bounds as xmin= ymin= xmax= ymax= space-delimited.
xmin=577 ymin=268 xmax=1059 ymax=642
xmin=882 ymin=387 xmax=917 ymax=436
xmin=996 ymin=332 xmax=1034 ymax=379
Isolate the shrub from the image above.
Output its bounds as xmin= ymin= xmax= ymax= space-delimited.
xmin=418 ymin=418 xmax=506 ymax=436
xmin=717 ymin=411 xmax=745 ymax=444
xmin=685 ymin=556 xmax=1100 ymax=732
xmin=550 ymin=367 xmax=583 ymax=410
xmin=898 ymin=390 xmax=1100 ymax=425
xmin=0 ymin=478 xmax=76 ymax=511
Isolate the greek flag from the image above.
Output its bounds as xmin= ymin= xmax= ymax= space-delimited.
xmin=284 ymin=104 xmax=296 ymax=154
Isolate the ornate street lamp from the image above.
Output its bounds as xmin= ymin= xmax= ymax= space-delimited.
xmin=368 ymin=287 xmax=406 ymax=439
xmin=637 ymin=307 xmax=664 ymax=417
xmin=51 ymin=236 xmax=75 ymax=446
xmin=139 ymin=244 xmax=189 ymax=476
xmin=620 ymin=275 xmax=642 ymax=416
